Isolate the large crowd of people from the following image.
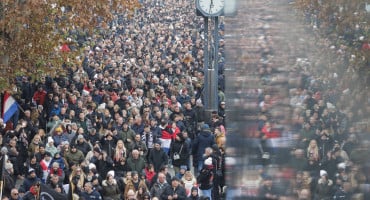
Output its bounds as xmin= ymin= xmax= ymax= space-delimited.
xmin=226 ymin=0 xmax=370 ymax=199
xmin=0 ymin=0 xmax=226 ymax=200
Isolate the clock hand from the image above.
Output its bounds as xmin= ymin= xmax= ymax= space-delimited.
xmin=209 ymin=0 xmax=213 ymax=14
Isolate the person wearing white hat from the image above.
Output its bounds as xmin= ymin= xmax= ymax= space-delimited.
xmin=196 ymin=157 xmax=214 ymax=200
xmin=45 ymin=136 xmax=58 ymax=157
xmin=315 ymin=169 xmax=333 ymax=199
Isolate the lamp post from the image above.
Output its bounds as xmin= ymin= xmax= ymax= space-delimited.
xmin=196 ymin=0 xmax=225 ymax=122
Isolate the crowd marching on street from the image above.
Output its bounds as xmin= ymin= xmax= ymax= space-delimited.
xmin=0 ymin=0 xmax=226 ymax=199
xmin=226 ymin=0 xmax=370 ymax=199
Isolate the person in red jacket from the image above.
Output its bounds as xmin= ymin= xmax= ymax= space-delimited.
xmin=261 ymin=121 xmax=281 ymax=139
xmin=33 ymin=85 xmax=47 ymax=106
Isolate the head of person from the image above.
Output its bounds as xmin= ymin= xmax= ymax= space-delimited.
xmin=84 ymin=182 xmax=93 ymax=193
xmin=132 ymin=149 xmax=140 ymax=159
xmin=10 ymin=188 xmax=19 ymax=199
xmin=171 ymin=176 xmax=180 ymax=188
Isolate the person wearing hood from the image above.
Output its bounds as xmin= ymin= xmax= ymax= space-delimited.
xmin=192 ymin=124 xmax=215 ymax=174
xmin=187 ymin=186 xmax=200 ymax=200
xmin=101 ymin=172 xmax=120 ymax=200
xmin=21 ymin=182 xmax=40 ymax=200
xmin=45 ymin=136 xmax=58 ymax=157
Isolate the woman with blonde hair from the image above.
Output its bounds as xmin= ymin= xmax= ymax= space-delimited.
xmin=113 ymin=140 xmax=127 ymax=164
xmin=69 ymin=166 xmax=86 ymax=198
xmin=28 ymin=134 xmax=42 ymax=157
xmin=182 ymin=170 xmax=197 ymax=196
xmin=307 ymin=139 xmax=320 ymax=162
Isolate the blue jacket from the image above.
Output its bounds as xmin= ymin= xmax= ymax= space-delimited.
xmin=192 ymin=130 xmax=215 ymax=161
xmin=80 ymin=189 xmax=102 ymax=200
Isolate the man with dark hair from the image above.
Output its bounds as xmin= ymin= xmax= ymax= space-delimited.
xmin=80 ymin=182 xmax=102 ymax=200
xmin=161 ymin=177 xmax=187 ymax=200
xmin=149 ymin=140 xmax=168 ymax=172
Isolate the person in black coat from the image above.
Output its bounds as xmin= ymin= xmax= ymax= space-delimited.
xmin=161 ymin=177 xmax=187 ymax=200
xmin=3 ymin=162 xmax=16 ymax=198
xmin=187 ymin=186 xmax=200 ymax=200
xmin=192 ymin=124 xmax=215 ymax=174
xmin=149 ymin=140 xmax=169 ymax=172
xmin=170 ymin=132 xmax=190 ymax=175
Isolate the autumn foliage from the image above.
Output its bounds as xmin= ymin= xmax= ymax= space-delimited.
xmin=0 ymin=0 xmax=140 ymax=90
xmin=294 ymin=0 xmax=370 ymax=75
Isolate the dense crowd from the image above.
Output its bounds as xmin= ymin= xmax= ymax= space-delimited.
xmin=226 ymin=1 xmax=370 ymax=199
xmin=0 ymin=0 xmax=226 ymax=200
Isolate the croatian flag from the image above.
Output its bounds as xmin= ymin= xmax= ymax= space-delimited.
xmin=2 ymin=92 xmax=18 ymax=123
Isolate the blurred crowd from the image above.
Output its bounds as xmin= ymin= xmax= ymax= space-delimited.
xmin=225 ymin=0 xmax=370 ymax=200
xmin=0 ymin=0 xmax=226 ymax=200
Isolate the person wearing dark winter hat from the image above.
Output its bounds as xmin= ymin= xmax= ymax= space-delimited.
xmin=170 ymin=132 xmax=190 ymax=176
xmin=192 ymin=124 xmax=215 ymax=175
xmin=187 ymin=186 xmax=200 ymax=200
xmin=149 ymin=140 xmax=169 ymax=173
xmin=64 ymin=144 xmax=84 ymax=166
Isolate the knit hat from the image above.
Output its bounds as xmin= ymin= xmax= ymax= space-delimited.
xmin=107 ymin=170 xmax=115 ymax=178
xmin=202 ymin=123 xmax=210 ymax=130
xmin=204 ymin=157 xmax=213 ymax=166
xmin=88 ymin=163 xmax=96 ymax=170
xmin=191 ymin=186 xmax=198 ymax=192
xmin=320 ymin=170 xmax=328 ymax=176
xmin=47 ymin=136 xmax=54 ymax=143
xmin=55 ymin=127 xmax=63 ymax=133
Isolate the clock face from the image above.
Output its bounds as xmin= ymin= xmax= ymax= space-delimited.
xmin=197 ymin=0 xmax=225 ymax=16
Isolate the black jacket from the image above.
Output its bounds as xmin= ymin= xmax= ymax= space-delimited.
xmin=160 ymin=185 xmax=187 ymax=200
xmin=149 ymin=148 xmax=168 ymax=172
xmin=170 ymin=140 xmax=189 ymax=167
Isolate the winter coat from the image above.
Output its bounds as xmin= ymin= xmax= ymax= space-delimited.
xmin=160 ymin=185 xmax=187 ymax=200
xmin=315 ymin=177 xmax=334 ymax=200
xmin=75 ymin=141 xmax=91 ymax=156
xmin=150 ymin=181 xmax=170 ymax=198
xmin=197 ymin=168 xmax=213 ymax=190
xmin=170 ymin=140 xmax=189 ymax=167
xmin=192 ymin=131 xmax=215 ymax=162
xmin=65 ymin=150 xmax=84 ymax=166
xmin=149 ymin=148 xmax=169 ymax=172
xmin=126 ymin=156 xmax=146 ymax=173
xmin=101 ymin=179 xmax=121 ymax=200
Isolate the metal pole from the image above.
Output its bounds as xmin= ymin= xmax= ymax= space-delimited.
xmin=203 ymin=16 xmax=209 ymax=109
xmin=213 ymin=16 xmax=219 ymax=110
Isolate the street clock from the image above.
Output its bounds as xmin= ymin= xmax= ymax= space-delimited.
xmin=196 ymin=0 xmax=225 ymax=16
